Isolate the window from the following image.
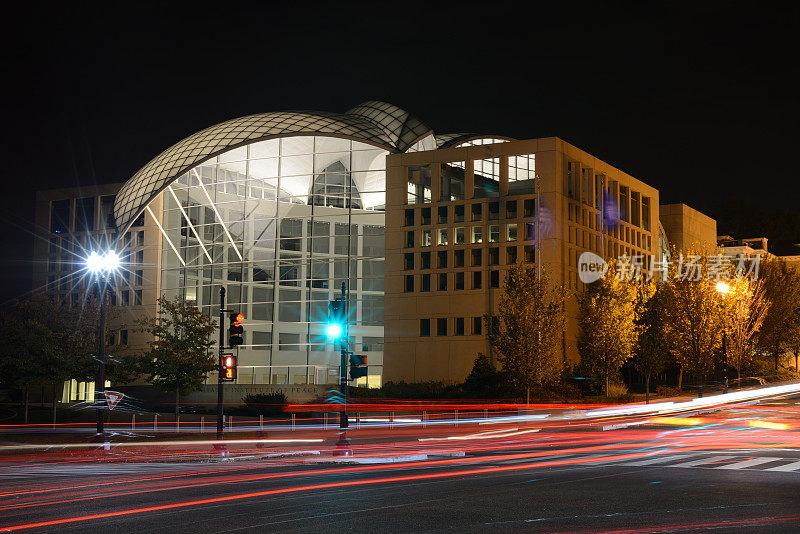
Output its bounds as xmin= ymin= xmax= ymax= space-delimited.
xmin=50 ymin=199 xmax=70 ymax=233
xmin=404 ymin=209 xmax=415 ymax=226
xmin=120 ymin=329 xmax=128 ymax=345
xmin=454 ymin=249 xmax=465 ymax=267
xmin=422 ymin=229 xmax=432 ymax=247
xmin=407 ymin=165 xmax=432 ymax=204
xmin=404 ymin=253 xmax=414 ymax=270
xmin=473 ymin=271 xmax=482 ymax=289
xmin=75 ymin=197 xmax=95 ymax=232
xmin=405 ymin=231 xmax=414 ymax=248
xmin=489 ymin=202 xmax=499 ymax=220
xmin=472 ymin=249 xmax=482 ymax=266
xmin=506 ymin=200 xmax=517 ymax=219
xmin=471 ymin=226 xmax=483 ymax=244
xmin=488 ymin=248 xmax=499 ymax=265
xmin=524 ymin=199 xmax=535 ymax=218
xmin=437 ymin=250 xmax=448 ymax=268
xmin=619 ymin=186 xmax=629 ymax=222
xmin=438 ymin=228 xmax=448 ymax=246
xmin=279 ymin=333 xmax=300 ymax=351
xmin=100 ymin=196 xmax=115 ymax=229
xmin=455 ymin=317 xmax=465 ymax=336
xmin=441 ymin=162 xmax=466 ymax=201
xmin=506 ymin=223 xmax=517 ymax=241
xmin=642 ymin=197 xmax=651 ymax=231
xmin=421 ymin=207 xmax=431 ymax=225
xmin=454 ymin=204 xmax=465 ymax=223
xmin=455 ymin=272 xmax=465 ymax=290
xmin=473 ymin=317 xmax=482 ymax=335
xmin=525 ymin=245 xmax=536 ymax=263
xmin=455 ymin=227 xmax=465 ymax=245
xmin=405 ymin=275 xmax=414 ymax=292
xmin=490 ymin=270 xmax=500 ymax=288
xmin=489 ymin=225 xmax=500 ymax=243
xmin=438 ymin=273 xmax=447 ymax=291
xmin=421 ymin=274 xmax=431 ymax=292
xmin=471 ymin=203 xmax=482 ymax=221
xmin=121 ymin=290 xmax=130 ymax=306
xmin=420 ymin=319 xmax=431 ymax=337
xmin=438 ymin=206 xmax=448 ymax=224
xmin=437 ymin=318 xmax=447 ymax=336
xmin=526 ymin=222 xmax=535 ymax=241
xmin=506 ymin=246 xmax=518 ymax=264
xmin=421 ymin=251 xmax=431 ymax=269
xmin=135 ymin=270 xmax=143 ymax=286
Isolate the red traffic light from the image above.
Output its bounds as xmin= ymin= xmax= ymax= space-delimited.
xmin=221 ymin=354 xmax=237 ymax=381
xmin=230 ymin=312 xmax=244 ymax=325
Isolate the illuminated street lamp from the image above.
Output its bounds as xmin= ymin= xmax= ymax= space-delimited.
xmin=716 ymin=280 xmax=731 ymax=393
xmin=84 ymin=250 xmax=121 ymax=436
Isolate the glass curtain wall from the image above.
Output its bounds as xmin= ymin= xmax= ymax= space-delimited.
xmin=158 ymin=136 xmax=387 ymax=386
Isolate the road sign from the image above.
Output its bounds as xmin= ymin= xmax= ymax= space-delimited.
xmin=104 ymin=390 xmax=124 ymax=410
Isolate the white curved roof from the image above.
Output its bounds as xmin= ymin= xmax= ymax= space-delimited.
xmin=113 ymin=102 xmax=432 ymax=231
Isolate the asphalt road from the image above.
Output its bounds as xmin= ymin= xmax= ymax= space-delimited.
xmin=1 ymin=395 xmax=799 ymax=533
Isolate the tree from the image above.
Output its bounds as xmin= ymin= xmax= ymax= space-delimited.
xmin=484 ymin=265 xmax=566 ymax=404
xmin=136 ymin=296 xmax=217 ymax=417
xmin=756 ymin=258 xmax=800 ymax=372
xmin=662 ymin=252 xmax=726 ymax=389
xmin=634 ymin=283 xmax=670 ymax=403
xmin=719 ymin=277 xmax=771 ymax=382
xmin=577 ymin=271 xmax=640 ymax=397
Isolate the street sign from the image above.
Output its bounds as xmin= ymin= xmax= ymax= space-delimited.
xmin=104 ymin=390 xmax=124 ymax=410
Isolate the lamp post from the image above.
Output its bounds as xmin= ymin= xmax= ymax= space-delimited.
xmin=716 ymin=281 xmax=730 ymax=394
xmin=85 ymin=250 xmax=121 ymax=436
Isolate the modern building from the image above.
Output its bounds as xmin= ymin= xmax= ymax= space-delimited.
xmin=659 ymin=203 xmax=717 ymax=253
xmin=34 ymin=101 xmax=705 ymax=396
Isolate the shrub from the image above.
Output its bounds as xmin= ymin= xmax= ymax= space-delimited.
xmin=655 ymin=385 xmax=681 ymax=397
xmin=235 ymin=392 xmax=287 ymax=416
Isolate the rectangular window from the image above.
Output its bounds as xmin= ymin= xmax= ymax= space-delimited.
xmin=472 ymin=249 xmax=482 ymax=267
xmin=438 ymin=273 xmax=447 ymax=291
xmin=526 ymin=222 xmax=535 ymax=241
xmin=422 ymin=229 xmax=432 ymax=247
xmin=473 ymin=271 xmax=482 ymax=289
xmin=455 ymin=271 xmax=465 ymax=290
xmin=404 ymin=208 xmax=415 ymax=226
xmin=405 ymin=231 xmax=414 ymax=248
xmin=455 ymin=227 xmax=465 ymax=245
xmin=437 ymin=250 xmax=448 ymax=268
xmin=489 ymin=202 xmax=499 ymax=220
xmin=524 ymin=199 xmax=535 ymax=218
xmin=641 ymin=197 xmax=651 ymax=231
xmin=438 ymin=206 xmax=448 ymax=224
xmin=407 ymin=165 xmax=432 ymax=204
xmin=405 ymin=275 xmax=414 ymax=292
xmin=120 ymin=329 xmax=128 ymax=345
xmin=631 ymin=191 xmax=640 ymax=227
xmin=525 ymin=245 xmax=536 ymax=263
xmin=421 ymin=207 xmax=431 ymax=225
xmin=471 ymin=203 xmax=482 ymax=221
xmin=279 ymin=333 xmax=300 ymax=351
xmin=489 ymin=225 xmax=500 ymax=243
xmin=454 ymin=249 xmax=465 ymax=268
xmin=490 ymin=270 xmax=500 ymax=288
xmin=488 ymin=247 xmax=499 ymax=265
xmin=438 ymin=228 xmax=448 ymax=246
xmin=454 ymin=204 xmax=465 ymax=223
xmin=75 ymin=197 xmax=95 ymax=232
xmin=506 ymin=223 xmax=517 ymax=242
xmin=441 ymin=162 xmax=466 ymax=201
xmin=404 ymin=253 xmax=414 ymax=270
xmin=471 ymin=226 xmax=483 ymax=244
xmin=421 ymin=251 xmax=431 ymax=269
xmin=100 ymin=195 xmax=115 ymax=229
xmin=437 ymin=317 xmax=447 ymax=336
xmin=455 ymin=317 xmax=465 ymax=336
xmin=619 ymin=186 xmax=629 ymax=222
xmin=135 ymin=270 xmax=143 ymax=286
xmin=506 ymin=246 xmax=518 ymax=264
xmin=420 ymin=319 xmax=431 ymax=337
xmin=50 ymin=199 xmax=70 ymax=233
xmin=421 ymin=273 xmax=431 ymax=292
xmin=473 ymin=317 xmax=482 ymax=335
xmin=506 ymin=200 xmax=517 ymax=219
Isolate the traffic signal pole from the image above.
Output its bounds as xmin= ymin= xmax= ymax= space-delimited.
xmin=95 ymin=284 xmax=107 ymax=437
xmin=217 ymin=286 xmax=225 ymax=439
xmin=337 ymin=282 xmax=351 ymax=451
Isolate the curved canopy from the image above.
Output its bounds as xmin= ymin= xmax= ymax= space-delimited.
xmin=435 ymin=133 xmax=515 ymax=149
xmin=113 ymin=102 xmax=432 ymax=232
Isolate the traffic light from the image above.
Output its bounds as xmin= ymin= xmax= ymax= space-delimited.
xmin=228 ymin=311 xmax=244 ymax=347
xmin=349 ymin=353 xmax=368 ymax=380
xmin=327 ymin=299 xmax=345 ymax=340
xmin=221 ymin=354 xmax=237 ymax=381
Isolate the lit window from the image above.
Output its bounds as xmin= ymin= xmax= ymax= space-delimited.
xmin=438 ymin=228 xmax=448 ymax=246
xmin=506 ymin=223 xmax=517 ymax=241
xmin=422 ymin=229 xmax=432 ymax=247
xmin=471 ymin=227 xmax=483 ymax=244
xmin=489 ymin=225 xmax=499 ymax=243
xmin=455 ymin=227 xmax=465 ymax=245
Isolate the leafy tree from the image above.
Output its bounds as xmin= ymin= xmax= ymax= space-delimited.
xmin=484 ymin=265 xmax=566 ymax=404
xmin=662 ymin=251 xmax=726 ymax=389
xmin=463 ymin=353 xmax=505 ymax=397
xmin=136 ymin=296 xmax=217 ymax=418
xmin=756 ymin=258 xmax=800 ymax=371
xmin=719 ymin=277 xmax=771 ymax=382
xmin=577 ymin=270 xmax=640 ymax=397
xmin=634 ymin=283 xmax=670 ymax=403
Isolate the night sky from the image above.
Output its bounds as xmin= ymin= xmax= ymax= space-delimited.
xmin=1 ymin=3 xmax=797 ymax=305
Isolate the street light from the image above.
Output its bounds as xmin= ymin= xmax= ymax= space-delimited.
xmin=716 ymin=280 xmax=730 ymax=393
xmin=84 ymin=250 xmax=121 ymax=437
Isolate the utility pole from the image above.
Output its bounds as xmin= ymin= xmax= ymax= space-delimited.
xmin=95 ymin=281 xmax=107 ymax=437
xmin=338 ymin=282 xmax=350 ymax=434
xmin=217 ymin=286 xmax=225 ymax=439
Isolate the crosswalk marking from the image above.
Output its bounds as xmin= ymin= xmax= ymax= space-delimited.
xmin=766 ymin=460 xmax=800 ymax=472
xmin=714 ymin=457 xmax=784 ymax=470
xmin=668 ymin=455 xmax=735 ymax=468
